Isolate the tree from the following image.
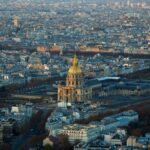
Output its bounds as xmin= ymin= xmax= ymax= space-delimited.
xmin=0 ymin=143 xmax=11 ymax=150
xmin=30 ymin=110 xmax=43 ymax=129
xmin=20 ymin=122 xmax=30 ymax=134
xmin=44 ymin=144 xmax=53 ymax=150
xmin=131 ymin=129 xmax=142 ymax=136
xmin=37 ymin=110 xmax=52 ymax=132
xmin=54 ymin=134 xmax=72 ymax=150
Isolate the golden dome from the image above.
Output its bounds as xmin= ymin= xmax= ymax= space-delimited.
xmin=68 ymin=66 xmax=82 ymax=74
xmin=68 ymin=54 xmax=82 ymax=74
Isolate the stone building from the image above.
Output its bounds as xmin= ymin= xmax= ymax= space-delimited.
xmin=58 ymin=54 xmax=92 ymax=102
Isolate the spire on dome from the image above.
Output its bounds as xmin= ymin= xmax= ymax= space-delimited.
xmin=73 ymin=50 xmax=78 ymax=66
xmin=68 ymin=50 xmax=82 ymax=74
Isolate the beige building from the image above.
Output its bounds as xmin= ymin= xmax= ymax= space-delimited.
xmin=58 ymin=54 xmax=92 ymax=102
xmin=127 ymin=136 xmax=150 ymax=149
xmin=60 ymin=124 xmax=99 ymax=143
xmin=43 ymin=137 xmax=54 ymax=147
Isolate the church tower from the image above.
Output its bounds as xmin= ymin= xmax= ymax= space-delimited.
xmin=58 ymin=54 xmax=92 ymax=102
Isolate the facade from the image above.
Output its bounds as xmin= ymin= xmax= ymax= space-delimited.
xmin=58 ymin=54 xmax=92 ymax=102
xmin=127 ymin=135 xmax=150 ymax=149
xmin=60 ymin=124 xmax=99 ymax=143
xmin=11 ymin=102 xmax=33 ymax=117
xmin=0 ymin=120 xmax=15 ymax=141
xmin=127 ymin=136 xmax=137 ymax=147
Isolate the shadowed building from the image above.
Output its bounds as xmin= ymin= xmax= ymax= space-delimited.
xmin=58 ymin=54 xmax=92 ymax=102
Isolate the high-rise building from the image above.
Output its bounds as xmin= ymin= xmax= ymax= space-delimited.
xmin=58 ymin=54 xmax=92 ymax=102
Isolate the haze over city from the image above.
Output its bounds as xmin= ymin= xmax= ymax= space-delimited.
xmin=0 ymin=0 xmax=150 ymax=150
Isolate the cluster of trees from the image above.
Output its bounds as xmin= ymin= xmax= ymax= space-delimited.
xmin=19 ymin=110 xmax=52 ymax=149
xmin=125 ymin=102 xmax=150 ymax=136
xmin=44 ymin=144 xmax=53 ymax=150
xmin=20 ymin=110 xmax=43 ymax=134
xmin=0 ymin=76 xmax=65 ymax=98
xmin=123 ymin=68 xmax=150 ymax=80
xmin=19 ymin=133 xmax=48 ymax=150
xmin=0 ymin=86 xmax=10 ymax=98
xmin=24 ymin=76 xmax=65 ymax=89
xmin=99 ymin=52 xmax=150 ymax=59
xmin=75 ymin=109 xmax=118 ymax=124
xmin=75 ymin=100 xmax=150 ymax=143
xmin=75 ymin=100 xmax=150 ymax=126
xmin=46 ymin=134 xmax=72 ymax=150
xmin=0 ymin=143 xmax=11 ymax=150
xmin=19 ymin=134 xmax=72 ymax=150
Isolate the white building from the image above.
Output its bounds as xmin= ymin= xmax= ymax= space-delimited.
xmin=11 ymin=102 xmax=33 ymax=118
xmin=59 ymin=124 xmax=100 ymax=143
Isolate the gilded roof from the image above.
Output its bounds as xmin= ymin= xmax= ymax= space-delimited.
xmin=68 ymin=54 xmax=82 ymax=74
